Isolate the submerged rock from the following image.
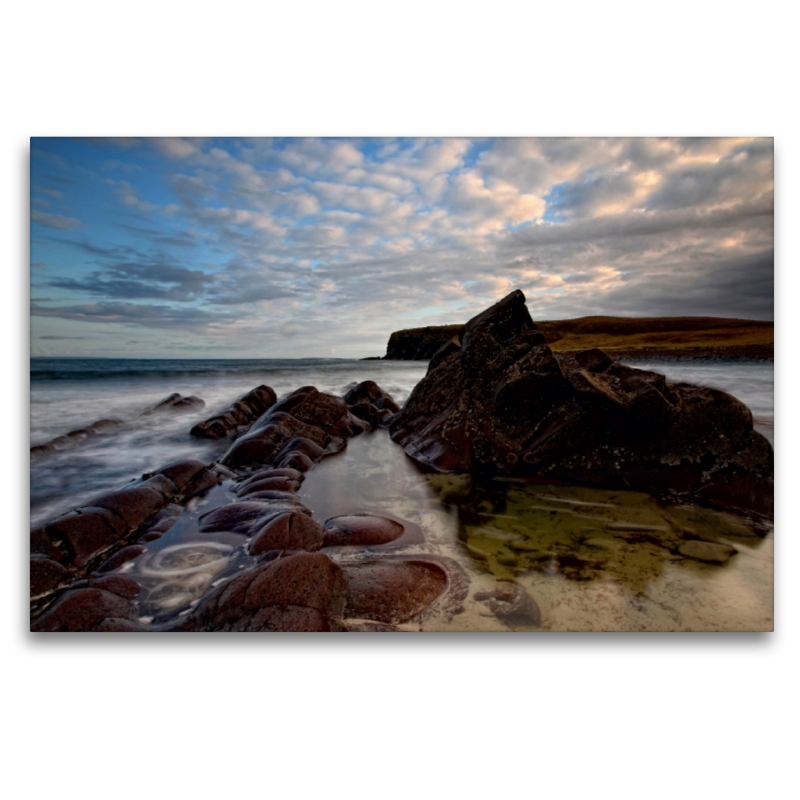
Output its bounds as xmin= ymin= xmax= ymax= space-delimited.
xmin=141 ymin=393 xmax=205 ymax=416
xmin=30 ymin=417 xmax=123 ymax=461
xmin=390 ymin=290 xmax=773 ymax=517
xmin=678 ymin=540 xmax=738 ymax=564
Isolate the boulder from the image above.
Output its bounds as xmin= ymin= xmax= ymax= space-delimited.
xmin=678 ymin=540 xmax=738 ymax=564
xmin=30 ymin=555 xmax=68 ymax=598
xmin=31 ymin=587 xmax=139 ymax=632
xmin=390 ymin=290 xmax=773 ymax=516
xmin=220 ymin=386 xmax=362 ymax=471
xmin=342 ymin=559 xmax=448 ymax=624
xmin=249 ymin=512 xmax=326 ymax=554
xmin=183 ymin=552 xmax=347 ymax=632
xmin=190 ymin=385 xmax=277 ymax=439
xmin=343 ymin=381 xmax=401 ymax=429
xmin=322 ymin=515 xmax=405 ymax=547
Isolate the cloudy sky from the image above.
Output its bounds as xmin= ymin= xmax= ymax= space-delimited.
xmin=30 ymin=137 xmax=773 ymax=359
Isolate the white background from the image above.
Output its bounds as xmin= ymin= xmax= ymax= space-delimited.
xmin=3 ymin=3 xmax=796 ymax=799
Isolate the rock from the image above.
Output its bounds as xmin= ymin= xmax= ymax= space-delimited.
xmin=235 ymin=476 xmax=301 ymax=496
xmin=30 ymin=555 xmax=68 ymax=598
xmin=322 ymin=515 xmax=405 ymax=547
xmin=30 ymin=417 xmax=123 ymax=460
xmin=249 ymin=512 xmax=326 ymax=554
xmin=190 ymin=385 xmax=277 ymax=439
xmin=474 ymin=584 xmax=541 ymax=627
xmin=89 ymin=481 xmax=169 ymax=531
xmin=44 ymin=511 xmax=120 ymax=567
xmin=385 ymin=325 xmax=465 ymax=360
xmin=31 ymin=588 xmax=138 ymax=632
xmin=198 ymin=498 xmax=313 ymax=538
xmin=184 ymin=552 xmax=347 ymax=632
xmin=96 ymin=545 xmax=145 ymax=573
xmin=342 ymin=559 xmax=448 ymax=624
xmin=220 ymin=387 xmax=358 ymax=471
xmin=153 ymin=459 xmax=208 ymax=492
xmin=141 ymin=393 xmax=205 ymax=416
xmin=94 ymin=617 xmax=149 ymax=632
xmin=678 ymin=540 xmax=738 ymax=564
xmin=88 ymin=574 xmax=141 ymax=600
xmin=343 ymin=381 xmax=401 ymax=429
xmin=234 ymin=468 xmax=305 ymax=496
xmin=390 ymin=290 xmax=774 ymax=516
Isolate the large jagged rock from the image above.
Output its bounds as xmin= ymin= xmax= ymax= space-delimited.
xmin=390 ymin=290 xmax=773 ymax=517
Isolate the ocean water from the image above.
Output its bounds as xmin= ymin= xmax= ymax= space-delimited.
xmin=30 ymin=357 xmax=774 ymax=528
xmin=30 ymin=356 xmax=775 ymax=631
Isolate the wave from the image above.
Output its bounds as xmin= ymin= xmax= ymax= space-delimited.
xmin=30 ymin=357 xmax=355 ymax=382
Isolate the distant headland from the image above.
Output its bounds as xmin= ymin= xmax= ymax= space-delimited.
xmin=369 ymin=315 xmax=774 ymax=361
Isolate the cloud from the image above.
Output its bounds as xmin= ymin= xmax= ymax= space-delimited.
xmin=39 ymin=335 xmax=87 ymax=340
xmin=48 ymin=256 xmax=216 ymax=302
xmin=31 ymin=210 xmax=83 ymax=230
xmin=30 ymin=137 xmax=773 ymax=357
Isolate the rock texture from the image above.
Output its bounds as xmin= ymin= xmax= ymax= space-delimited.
xmin=181 ymin=552 xmax=347 ymax=632
xmin=190 ymin=385 xmax=277 ymax=439
xmin=390 ymin=290 xmax=773 ymax=517
xmin=219 ymin=386 xmax=368 ymax=471
xmin=343 ymin=381 xmax=401 ymax=428
xmin=30 ymin=417 xmax=123 ymax=461
xmin=30 ymin=459 xmax=229 ymax=601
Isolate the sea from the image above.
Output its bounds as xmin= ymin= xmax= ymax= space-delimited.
xmin=30 ymin=356 xmax=774 ymax=528
xmin=30 ymin=356 xmax=775 ymax=632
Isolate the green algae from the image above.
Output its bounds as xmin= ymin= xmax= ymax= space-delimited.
xmin=424 ymin=474 xmax=769 ymax=595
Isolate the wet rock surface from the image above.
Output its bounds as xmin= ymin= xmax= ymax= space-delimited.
xmin=220 ymin=386 xmax=369 ymax=471
xmin=341 ymin=558 xmax=449 ymax=625
xmin=678 ymin=540 xmax=737 ymax=564
xmin=190 ymin=385 xmax=277 ymax=439
xmin=390 ymin=290 xmax=773 ymax=517
xmin=30 ymin=417 xmax=123 ymax=462
xmin=181 ymin=552 xmax=347 ymax=632
xmin=30 ymin=459 xmax=228 ymax=607
xmin=343 ymin=380 xmax=401 ymax=429
xmin=322 ymin=514 xmax=405 ymax=547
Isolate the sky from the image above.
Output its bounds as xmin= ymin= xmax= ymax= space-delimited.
xmin=30 ymin=136 xmax=774 ymax=359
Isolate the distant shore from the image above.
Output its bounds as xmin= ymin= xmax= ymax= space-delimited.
xmin=371 ymin=315 xmax=774 ymax=362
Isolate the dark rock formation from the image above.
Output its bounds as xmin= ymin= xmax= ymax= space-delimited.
xmin=385 ymin=325 xmax=465 ymax=360
xmin=343 ymin=380 xmax=400 ymax=428
xmin=30 ymin=459 xmax=229 ymax=601
xmin=390 ymin=290 xmax=773 ymax=517
xmin=141 ymin=393 xmax=206 ymax=416
xmin=31 ymin=583 xmax=143 ymax=632
xmin=190 ymin=385 xmax=277 ymax=439
xmin=341 ymin=559 xmax=449 ymax=625
xmin=322 ymin=515 xmax=405 ymax=547
xmin=30 ymin=417 xmax=123 ymax=461
xmin=181 ymin=552 xmax=347 ymax=632
xmin=219 ymin=386 xmax=366 ymax=471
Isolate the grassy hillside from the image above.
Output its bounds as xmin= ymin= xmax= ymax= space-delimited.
xmin=384 ymin=316 xmax=773 ymax=359
xmin=537 ymin=316 xmax=773 ymax=352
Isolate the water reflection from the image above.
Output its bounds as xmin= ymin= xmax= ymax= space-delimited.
xmin=300 ymin=430 xmax=774 ymax=632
